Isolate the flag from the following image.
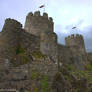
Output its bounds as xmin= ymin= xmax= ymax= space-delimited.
xmin=39 ymin=5 xmax=45 ymax=8
xmin=72 ymin=27 xmax=76 ymax=29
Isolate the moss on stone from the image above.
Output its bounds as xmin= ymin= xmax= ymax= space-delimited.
xmin=85 ymin=64 xmax=92 ymax=71
xmin=30 ymin=69 xmax=41 ymax=80
xmin=30 ymin=69 xmax=50 ymax=92
xmin=54 ymin=72 xmax=61 ymax=81
xmin=32 ymin=51 xmax=46 ymax=59
xmin=25 ymin=90 xmax=32 ymax=92
xmin=16 ymin=46 xmax=25 ymax=55
xmin=34 ymin=88 xmax=40 ymax=92
xmin=31 ymin=71 xmax=40 ymax=80
xmin=10 ymin=46 xmax=30 ymax=66
xmin=74 ymin=88 xmax=79 ymax=92
xmin=60 ymin=64 xmax=91 ymax=91
xmin=41 ymin=75 xmax=50 ymax=92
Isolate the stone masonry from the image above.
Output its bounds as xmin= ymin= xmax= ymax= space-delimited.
xmin=0 ymin=11 xmax=91 ymax=91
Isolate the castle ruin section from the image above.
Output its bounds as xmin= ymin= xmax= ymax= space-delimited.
xmin=24 ymin=11 xmax=53 ymax=37
xmin=0 ymin=18 xmax=22 ymax=60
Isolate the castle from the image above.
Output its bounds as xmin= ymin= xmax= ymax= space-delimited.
xmin=0 ymin=11 xmax=92 ymax=91
xmin=0 ymin=11 xmax=88 ymax=68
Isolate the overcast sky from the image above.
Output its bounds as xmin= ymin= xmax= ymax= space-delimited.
xmin=0 ymin=0 xmax=92 ymax=52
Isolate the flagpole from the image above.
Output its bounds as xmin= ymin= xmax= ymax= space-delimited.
xmin=44 ymin=4 xmax=45 ymax=12
xmin=39 ymin=4 xmax=45 ymax=13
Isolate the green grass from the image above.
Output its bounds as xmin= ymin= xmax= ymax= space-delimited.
xmin=41 ymin=75 xmax=50 ymax=92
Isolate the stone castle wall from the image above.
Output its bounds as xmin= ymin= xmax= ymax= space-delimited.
xmin=58 ymin=44 xmax=73 ymax=65
xmin=0 ymin=11 xmax=90 ymax=71
xmin=0 ymin=11 xmax=92 ymax=91
xmin=0 ymin=18 xmax=41 ymax=69
xmin=0 ymin=18 xmax=22 ymax=60
xmin=24 ymin=11 xmax=53 ymax=36
xmin=0 ymin=56 xmax=58 ymax=91
xmin=40 ymin=31 xmax=58 ymax=63
xmin=19 ymin=29 xmax=40 ymax=54
xmin=24 ymin=11 xmax=88 ymax=68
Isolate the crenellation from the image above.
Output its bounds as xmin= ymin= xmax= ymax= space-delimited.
xmin=24 ymin=11 xmax=54 ymax=36
xmin=75 ymin=34 xmax=83 ymax=39
xmin=34 ymin=11 xmax=40 ymax=16
xmin=27 ymin=12 xmax=33 ymax=17
xmin=49 ymin=17 xmax=53 ymax=22
xmin=5 ymin=18 xmax=22 ymax=28
xmin=71 ymin=34 xmax=74 ymax=38
xmin=43 ymin=12 xmax=48 ymax=18
xmin=65 ymin=34 xmax=83 ymax=41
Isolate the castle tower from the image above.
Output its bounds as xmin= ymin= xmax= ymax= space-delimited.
xmin=0 ymin=18 xmax=22 ymax=60
xmin=65 ymin=34 xmax=87 ymax=69
xmin=65 ymin=34 xmax=86 ymax=54
xmin=24 ymin=11 xmax=53 ymax=36
xmin=40 ymin=31 xmax=58 ymax=63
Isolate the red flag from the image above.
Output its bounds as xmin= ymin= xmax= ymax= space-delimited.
xmin=39 ymin=5 xmax=45 ymax=8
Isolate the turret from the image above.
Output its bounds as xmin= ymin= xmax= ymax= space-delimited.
xmin=65 ymin=34 xmax=86 ymax=53
xmin=65 ymin=34 xmax=87 ymax=67
xmin=24 ymin=11 xmax=54 ymax=36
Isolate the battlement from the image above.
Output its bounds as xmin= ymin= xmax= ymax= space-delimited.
xmin=26 ymin=11 xmax=53 ymax=22
xmin=24 ymin=11 xmax=53 ymax=36
xmin=65 ymin=34 xmax=84 ymax=46
xmin=0 ymin=18 xmax=23 ymax=60
xmin=65 ymin=34 xmax=83 ymax=40
xmin=2 ymin=18 xmax=22 ymax=33
xmin=5 ymin=18 xmax=22 ymax=27
xmin=65 ymin=34 xmax=86 ymax=55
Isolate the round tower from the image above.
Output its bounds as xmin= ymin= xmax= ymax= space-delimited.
xmin=0 ymin=18 xmax=22 ymax=60
xmin=65 ymin=34 xmax=87 ymax=67
xmin=65 ymin=34 xmax=86 ymax=54
xmin=24 ymin=11 xmax=54 ymax=36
